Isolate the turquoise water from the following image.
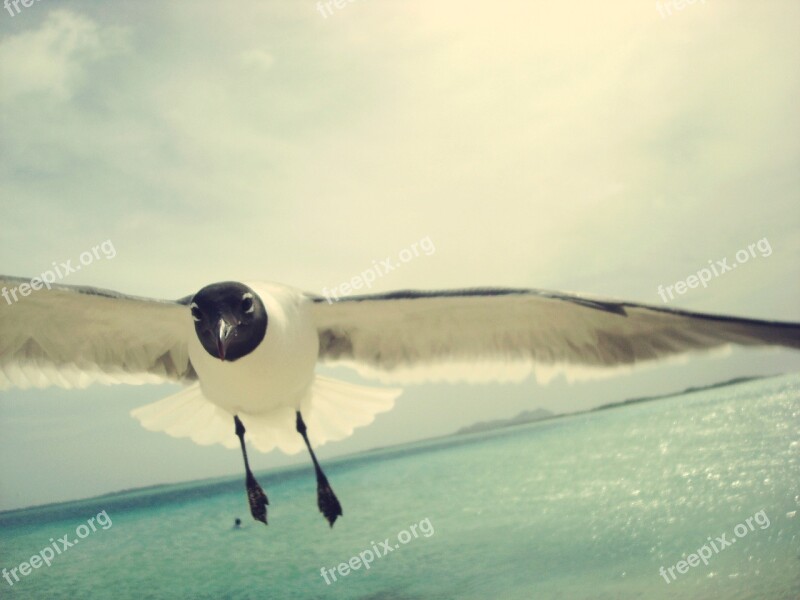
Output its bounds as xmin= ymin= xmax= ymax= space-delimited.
xmin=1 ymin=375 xmax=799 ymax=599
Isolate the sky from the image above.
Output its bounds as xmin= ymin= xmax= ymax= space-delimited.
xmin=1 ymin=0 xmax=799 ymax=511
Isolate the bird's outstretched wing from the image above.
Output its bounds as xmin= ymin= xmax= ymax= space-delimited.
xmin=0 ymin=275 xmax=194 ymax=390
xmin=308 ymin=288 xmax=800 ymax=384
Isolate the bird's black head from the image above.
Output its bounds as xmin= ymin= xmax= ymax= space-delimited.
xmin=190 ymin=282 xmax=267 ymax=362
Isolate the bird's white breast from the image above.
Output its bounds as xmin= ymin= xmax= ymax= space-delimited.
xmin=187 ymin=283 xmax=319 ymax=416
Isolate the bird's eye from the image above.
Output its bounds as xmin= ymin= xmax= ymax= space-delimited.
xmin=242 ymin=293 xmax=255 ymax=314
xmin=190 ymin=302 xmax=203 ymax=322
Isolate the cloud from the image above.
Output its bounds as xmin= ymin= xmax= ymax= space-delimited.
xmin=240 ymin=49 xmax=275 ymax=71
xmin=0 ymin=9 xmax=129 ymax=102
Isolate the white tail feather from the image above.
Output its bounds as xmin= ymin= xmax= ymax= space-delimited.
xmin=130 ymin=384 xmax=239 ymax=449
xmin=130 ymin=376 xmax=401 ymax=454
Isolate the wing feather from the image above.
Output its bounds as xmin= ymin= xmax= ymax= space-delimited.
xmin=308 ymin=288 xmax=800 ymax=384
xmin=0 ymin=275 xmax=194 ymax=390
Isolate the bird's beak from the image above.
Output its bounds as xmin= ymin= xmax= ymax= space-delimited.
xmin=216 ymin=318 xmax=234 ymax=360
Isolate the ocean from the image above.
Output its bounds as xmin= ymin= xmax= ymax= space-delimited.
xmin=1 ymin=374 xmax=798 ymax=599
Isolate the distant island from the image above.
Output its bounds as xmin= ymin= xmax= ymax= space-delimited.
xmin=586 ymin=375 xmax=768 ymax=413
xmin=455 ymin=408 xmax=556 ymax=435
xmin=453 ymin=374 xmax=773 ymax=437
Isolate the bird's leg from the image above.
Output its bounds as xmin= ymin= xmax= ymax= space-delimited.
xmin=234 ymin=415 xmax=269 ymax=525
xmin=296 ymin=411 xmax=343 ymax=527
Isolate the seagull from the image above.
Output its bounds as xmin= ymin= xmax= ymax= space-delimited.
xmin=1 ymin=275 xmax=799 ymax=527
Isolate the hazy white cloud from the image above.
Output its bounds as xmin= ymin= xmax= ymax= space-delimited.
xmin=240 ymin=48 xmax=275 ymax=71
xmin=0 ymin=10 xmax=129 ymax=101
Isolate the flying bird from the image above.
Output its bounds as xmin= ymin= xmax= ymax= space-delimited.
xmin=1 ymin=275 xmax=799 ymax=527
